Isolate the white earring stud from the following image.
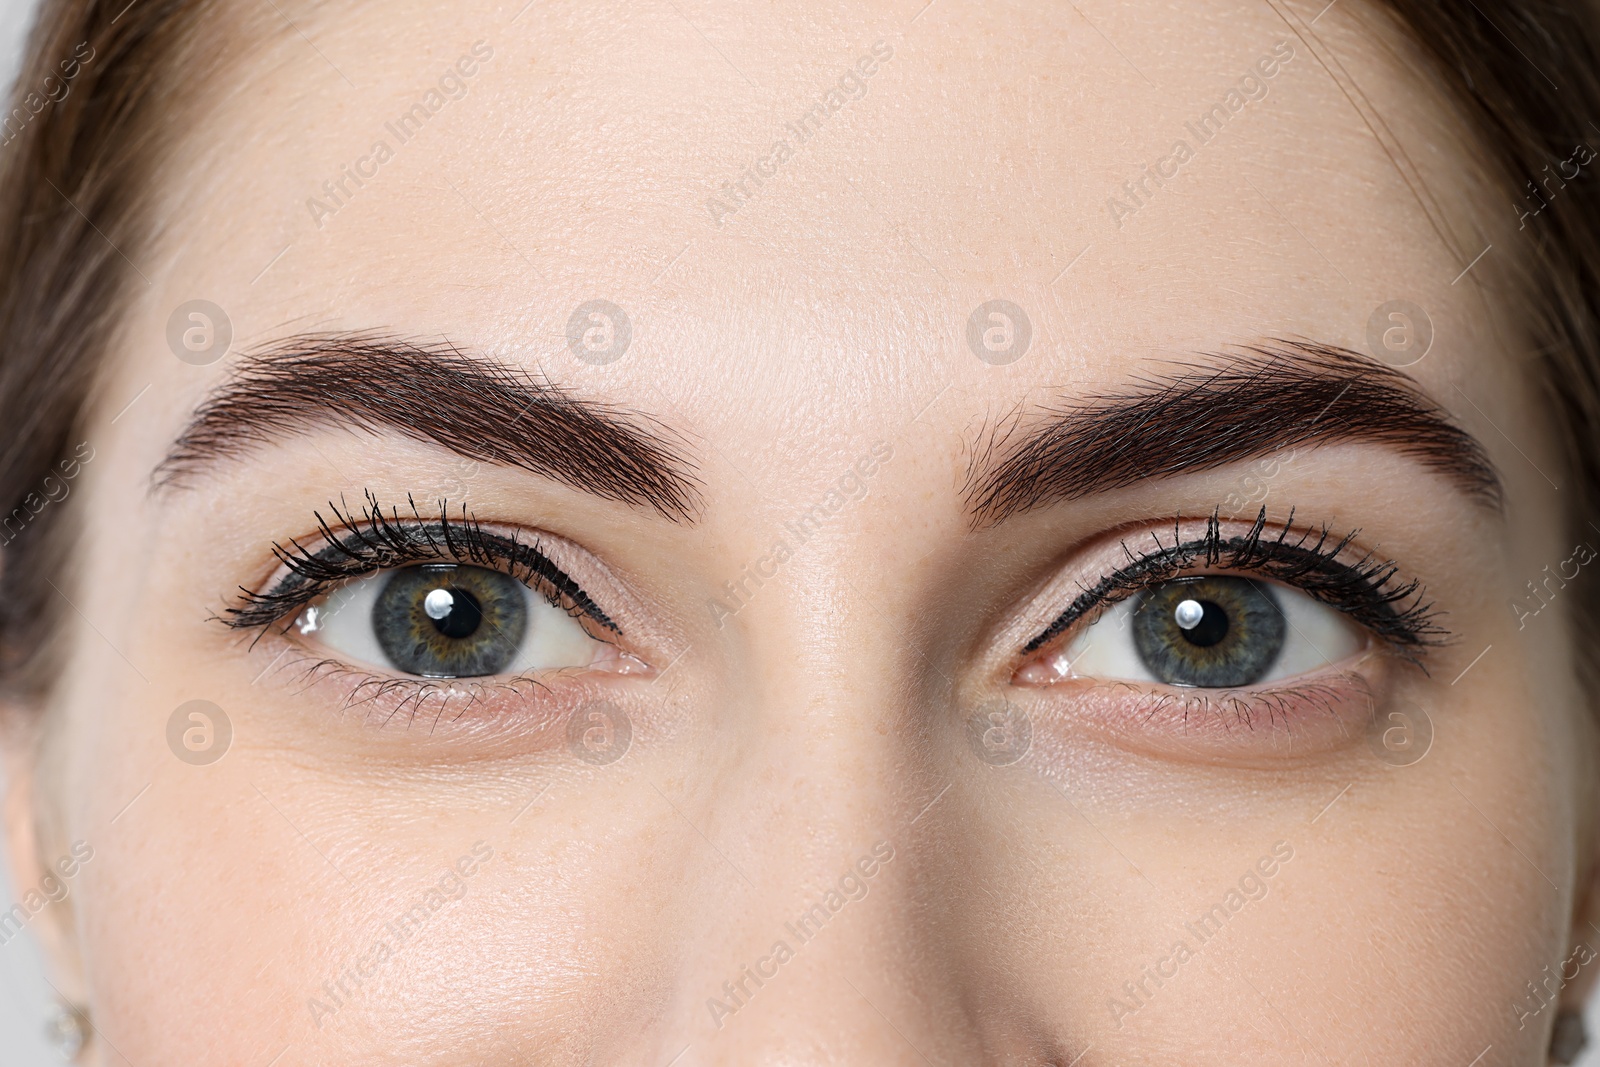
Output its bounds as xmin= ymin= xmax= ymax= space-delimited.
xmin=44 ymin=1001 xmax=89 ymax=1062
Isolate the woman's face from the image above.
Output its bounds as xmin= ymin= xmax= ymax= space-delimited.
xmin=7 ymin=0 xmax=1594 ymax=1063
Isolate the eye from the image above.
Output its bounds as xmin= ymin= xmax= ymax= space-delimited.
xmin=1055 ymin=575 xmax=1365 ymax=688
xmin=295 ymin=563 xmax=601 ymax=678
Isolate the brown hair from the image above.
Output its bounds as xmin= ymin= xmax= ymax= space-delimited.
xmin=0 ymin=0 xmax=244 ymax=698
xmin=0 ymin=0 xmax=1598 ymax=700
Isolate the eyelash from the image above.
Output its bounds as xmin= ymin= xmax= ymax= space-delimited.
xmin=221 ymin=490 xmax=618 ymax=642
xmin=222 ymin=498 xmax=1434 ymax=732
xmin=1022 ymin=507 xmax=1448 ymax=664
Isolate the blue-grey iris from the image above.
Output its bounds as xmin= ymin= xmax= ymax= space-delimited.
xmin=372 ymin=563 xmax=528 ymax=677
xmin=1131 ymin=576 xmax=1286 ymax=687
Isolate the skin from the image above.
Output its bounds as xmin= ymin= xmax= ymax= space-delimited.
xmin=2 ymin=0 xmax=1597 ymax=1063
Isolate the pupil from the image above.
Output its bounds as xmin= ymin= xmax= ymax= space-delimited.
xmin=427 ymin=587 xmax=483 ymax=639
xmin=1177 ymin=599 xmax=1229 ymax=648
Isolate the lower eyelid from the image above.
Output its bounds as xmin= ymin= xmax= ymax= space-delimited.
xmin=246 ymin=643 xmax=624 ymax=745
xmin=1014 ymin=659 xmax=1384 ymax=766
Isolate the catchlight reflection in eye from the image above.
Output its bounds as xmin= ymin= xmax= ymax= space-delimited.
xmin=296 ymin=563 xmax=600 ymax=678
xmin=1029 ymin=576 xmax=1365 ymax=689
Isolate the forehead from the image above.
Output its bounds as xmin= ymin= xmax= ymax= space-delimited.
xmin=132 ymin=0 xmax=1503 ymax=438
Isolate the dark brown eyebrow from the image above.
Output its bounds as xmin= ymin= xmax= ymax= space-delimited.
xmin=964 ymin=340 xmax=1504 ymax=526
xmin=157 ymin=333 xmax=702 ymax=521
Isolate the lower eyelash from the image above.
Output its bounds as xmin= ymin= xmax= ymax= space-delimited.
xmin=253 ymin=644 xmax=562 ymax=733
xmin=221 ymin=490 xmax=617 ymax=639
xmin=1023 ymin=507 xmax=1448 ymax=662
xmin=1036 ymin=668 xmax=1380 ymax=758
xmin=1132 ymin=681 xmax=1350 ymax=732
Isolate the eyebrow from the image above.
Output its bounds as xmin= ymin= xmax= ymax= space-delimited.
xmin=963 ymin=340 xmax=1504 ymax=525
xmin=156 ymin=334 xmax=702 ymax=521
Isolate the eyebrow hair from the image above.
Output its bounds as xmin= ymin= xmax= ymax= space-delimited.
xmin=963 ymin=340 xmax=1504 ymax=526
xmin=156 ymin=333 xmax=702 ymax=521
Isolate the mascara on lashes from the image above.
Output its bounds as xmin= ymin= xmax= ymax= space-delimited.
xmin=1022 ymin=509 xmax=1446 ymax=659
xmin=222 ymin=493 xmax=619 ymax=636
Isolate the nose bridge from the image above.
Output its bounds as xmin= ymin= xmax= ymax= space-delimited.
xmin=656 ymin=527 xmax=966 ymax=1063
xmin=649 ymin=492 xmax=1117 ymax=1065
xmin=732 ymin=526 xmax=945 ymax=879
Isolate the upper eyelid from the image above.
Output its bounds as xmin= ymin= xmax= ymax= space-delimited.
xmin=1021 ymin=514 xmax=1444 ymax=657
xmin=274 ymin=529 xmax=600 ymax=607
xmin=225 ymin=507 xmax=621 ymax=635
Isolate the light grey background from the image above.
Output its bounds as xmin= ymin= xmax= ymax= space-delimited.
xmin=0 ymin=1 xmax=1596 ymax=1064
xmin=0 ymin=8 xmax=61 ymax=1063
xmin=0 ymin=7 xmax=62 ymax=1063
xmin=0 ymin=13 xmax=62 ymax=1067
